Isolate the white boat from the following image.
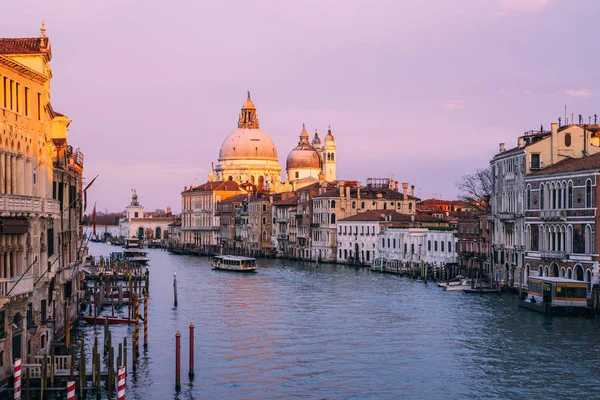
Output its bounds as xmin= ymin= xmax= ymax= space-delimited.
xmin=437 ymin=275 xmax=463 ymax=288
xmin=212 ymin=255 xmax=257 ymax=273
xmin=443 ymin=279 xmax=476 ymax=291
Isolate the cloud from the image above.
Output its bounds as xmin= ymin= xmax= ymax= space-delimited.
xmin=524 ymin=90 xmax=532 ymax=95
xmin=565 ymin=88 xmax=592 ymax=99
xmin=495 ymin=0 xmax=550 ymax=15
xmin=439 ymin=99 xmax=464 ymax=111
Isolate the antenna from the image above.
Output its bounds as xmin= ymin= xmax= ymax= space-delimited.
xmin=565 ymin=105 xmax=567 ymax=124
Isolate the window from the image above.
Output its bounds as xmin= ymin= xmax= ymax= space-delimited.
xmin=383 ymin=203 xmax=387 ymax=210
xmin=41 ymin=299 xmax=47 ymax=322
xmin=565 ymin=133 xmax=572 ymax=147
xmin=393 ymin=238 xmax=396 ymax=248
xmin=586 ymin=180 xmax=593 ymax=208
xmin=404 ymin=243 xmax=407 ymax=255
xmin=387 ymin=238 xmax=390 ymax=248
xmin=330 ymin=213 xmax=336 ymax=224
xmin=526 ymin=185 xmax=531 ymax=210
xmin=15 ymin=82 xmax=19 ymax=113
xmin=47 ymin=228 xmax=54 ymax=257
xmin=441 ymin=241 xmax=445 ymax=252
xmin=352 ymin=202 xmax=356 ymax=209
xmin=262 ymin=204 xmax=267 ymax=212
xmin=27 ymin=303 xmax=34 ymax=326
xmin=262 ymin=217 xmax=267 ymax=225
xmin=434 ymin=241 xmax=438 ymax=251
xmin=344 ymin=226 xmax=347 ymax=234
xmin=428 ymin=240 xmax=431 ymax=251
xmin=0 ymin=311 xmax=5 ymax=339
xmin=448 ymin=241 xmax=452 ymax=252
xmin=37 ymin=92 xmax=42 ymax=120
xmin=382 ymin=238 xmax=385 ymax=248
xmin=331 ymin=200 xmax=336 ymax=208
xmin=531 ymin=153 xmax=541 ymax=169
xmin=361 ymin=202 xmax=365 ymax=209
xmin=134 ymin=212 xmax=138 ymax=218
xmin=2 ymin=77 xmax=7 ymax=108
xmin=568 ymin=181 xmax=573 ymax=208
xmin=408 ymin=203 xmax=412 ymax=210
xmin=295 ymin=171 xmax=299 ymax=179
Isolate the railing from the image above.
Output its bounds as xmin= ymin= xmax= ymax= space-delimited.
xmin=277 ymin=234 xmax=289 ymax=241
xmin=540 ymin=250 xmax=567 ymax=260
xmin=0 ymin=275 xmax=35 ymax=297
xmin=43 ymin=199 xmax=60 ymax=214
xmin=498 ymin=212 xmax=515 ymax=220
xmin=0 ymin=194 xmax=43 ymax=214
xmin=540 ymin=209 xmax=567 ymax=220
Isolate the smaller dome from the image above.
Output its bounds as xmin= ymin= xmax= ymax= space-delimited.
xmin=287 ymin=146 xmax=322 ymax=170
xmin=312 ymin=130 xmax=322 ymax=146
xmin=325 ymin=127 xmax=335 ymax=144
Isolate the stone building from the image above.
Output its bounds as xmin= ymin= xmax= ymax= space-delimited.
xmin=523 ymin=152 xmax=600 ymax=291
xmin=118 ymin=190 xmax=175 ymax=241
xmin=0 ymin=25 xmax=84 ymax=383
xmin=271 ymin=194 xmax=298 ymax=257
xmin=215 ymin=193 xmax=247 ymax=252
xmin=180 ymin=181 xmax=245 ymax=251
xmin=312 ymin=179 xmax=418 ymax=262
xmin=490 ymin=122 xmax=600 ymax=288
xmin=456 ymin=213 xmax=490 ymax=279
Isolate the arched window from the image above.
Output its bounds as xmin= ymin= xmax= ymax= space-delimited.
xmin=331 ymin=200 xmax=336 ymax=208
xmin=576 ymin=265 xmax=584 ymax=281
xmin=409 ymin=203 xmax=413 ymax=210
xmin=434 ymin=241 xmax=438 ymax=251
xmin=352 ymin=201 xmax=356 ymax=209
xmin=262 ymin=231 xmax=267 ymax=241
xmin=228 ymin=176 xmax=233 ymax=181
xmin=538 ymin=266 xmax=543 ymax=276
xmin=565 ymin=133 xmax=572 ymax=147
xmin=138 ymin=227 xmax=144 ymax=239
xmin=526 ymin=185 xmax=531 ymax=210
xmin=428 ymin=240 xmax=431 ymax=251
xmin=568 ymin=268 xmax=572 ymax=279
xmin=295 ymin=171 xmax=299 ymax=179
xmin=448 ymin=241 xmax=451 ymax=252
xmin=262 ymin=217 xmax=267 ymax=225
xmin=382 ymin=238 xmax=385 ymax=248
xmin=540 ymin=185 xmax=545 ymax=209
xmin=331 ymin=153 xmax=334 ymax=161
xmin=568 ymin=181 xmax=573 ymax=208
xmin=155 ymin=227 xmax=161 ymax=240
xmin=586 ymin=179 xmax=593 ymax=208
xmin=383 ymin=203 xmax=387 ymax=210
xmin=330 ymin=213 xmax=336 ymax=224
xmin=361 ymin=202 xmax=365 ymax=209
xmin=327 ymin=153 xmax=331 ymax=161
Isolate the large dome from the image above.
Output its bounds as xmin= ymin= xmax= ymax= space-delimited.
xmin=219 ymin=128 xmax=278 ymax=161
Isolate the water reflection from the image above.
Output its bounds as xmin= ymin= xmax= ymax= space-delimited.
xmin=82 ymin=243 xmax=600 ymax=400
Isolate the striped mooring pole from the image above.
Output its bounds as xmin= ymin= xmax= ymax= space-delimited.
xmin=66 ymin=381 xmax=75 ymax=399
xmin=13 ymin=358 xmax=21 ymax=399
xmin=117 ymin=367 xmax=126 ymax=400
xmin=135 ymin=293 xmax=140 ymax=358
xmin=144 ymin=289 xmax=148 ymax=348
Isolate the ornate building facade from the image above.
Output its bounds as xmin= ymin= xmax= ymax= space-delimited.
xmin=0 ymin=25 xmax=84 ymax=383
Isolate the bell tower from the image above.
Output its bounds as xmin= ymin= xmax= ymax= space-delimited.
xmin=322 ymin=127 xmax=337 ymax=182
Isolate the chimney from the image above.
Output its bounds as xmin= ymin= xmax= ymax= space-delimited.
xmin=357 ymin=186 xmax=361 ymax=198
xmin=340 ymin=186 xmax=344 ymax=197
xmin=411 ymin=185 xmax=415 ymax=197
xmin=402 ymin=183 xmax=409 ymax=198
xmin=499 ymin=143 xmax=505 ymax=153
xmin=345 ymin=186 xmax=350 ymax=198
xmin=518 ymin=137 xmax=524 ymax=148
xmin=551 ymin=122 xmax=558 ymax=163
xmin=395 ymin=181 xmax=399 ymax=192
xmin=184 ymin=186 xmax=188 ymax=191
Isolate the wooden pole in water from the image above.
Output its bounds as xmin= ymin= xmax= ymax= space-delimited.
xmin=50 ymin=346 xmax=55 ymax=387
xmin=107 ymin=345 xmax=113 ymax=399
xmin=123 ymin=337 xmax=128 ymax=375
xmin=25 ymin=367 xmax=30 ymax=400
xmin=95 ymin=354 xmax=101 ymax=398
xmin=134 ymin=293 xmax=139 ymax=359
xmin=189 ymin=322 xmax=194 ymax=378
xmin=144 ymin=289 xmax=148 ymax=348
xmin=173 ymin=272 xmax=178 ymax=307
xmin=175 ymin=330 xmax=181 ymax=390
xmin=79 ymin=339 xmax=85 ymax=399
xmin=41 ymin=356 xmax=46 ymax=399
xmin=128 ymin=277 xmax=132 ymax=324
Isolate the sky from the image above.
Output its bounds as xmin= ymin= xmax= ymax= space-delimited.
xmin=3 ymin=0 xmax=599 ymax=213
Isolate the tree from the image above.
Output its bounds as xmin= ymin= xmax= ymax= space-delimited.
xmin=455 ymin=167 xmax=492 ymax=212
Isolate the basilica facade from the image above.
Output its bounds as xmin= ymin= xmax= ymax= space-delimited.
xmin=207 ymin=92 xmax=337 ymax=191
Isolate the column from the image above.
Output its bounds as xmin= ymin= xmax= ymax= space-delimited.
xmin=11 ymin=154 xmax=17 ymax=195
xmin=24 ymin=158 xmax=32 ymax=196
xmin=0 ymin=151 xmax=5 ymax=194
xmin=6 ymin=153 xmax=12 ymax=195
xmin=17 ymin=155 xmax=25 ymax=196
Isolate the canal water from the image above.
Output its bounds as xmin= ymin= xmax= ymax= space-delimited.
xmin=81 ymin=242 xmax=600 ymax=400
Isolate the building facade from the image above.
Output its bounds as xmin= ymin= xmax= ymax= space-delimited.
xmin=457 ymin=213 xmax=490 ymax=279
xmin=490 ymin=122 xmax=600 ymax=288
xmin=523 ymin=152 xmax=600 ymax=291
xmin=0 ymin=26 xmax=84 ymax=383
xmin=118 ymin=190 xmax=175 ymax=241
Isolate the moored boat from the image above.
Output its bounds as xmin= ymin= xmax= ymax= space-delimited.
xmin=443 ymin=279 xmax=476 ymax=291
xmin=437 ymin=275 xmax=463 ymax=288
xmin=82 ymin=315 xmax=131 ymax=325
xmin=212 ymin=255 xmax=257 ymax=272
xmin=519 ymin=276 xmax=592 ymax=316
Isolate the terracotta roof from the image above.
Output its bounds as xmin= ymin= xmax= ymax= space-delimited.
xmin=130 ymin=217 xmax=176 ymax=222
xmin=273 ymin=195 xmax=299 ymax=206
xmin=0 ymin=37 xmax=49 ymax=54
xmin=339 ymin=210 xmax=444 ymax=223
xmin=184 ymin=181 xmax=242 ymax=193
xmin=218 ymin=193 xmax=249 ymax=204
xmin=314 ymin=186 xmax=416 ymax=200
xmin=529 ymin=152 xmax=600 ymax=176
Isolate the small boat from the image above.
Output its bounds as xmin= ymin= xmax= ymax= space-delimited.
xmin=82 ymin=315 xmax=131 ymax=325
xmin=437 ymin=275 xmax=463 ymax=288
xmin=212 ymin=255 xmax=257 ymax=272
xmin=443 ymin=279 xmax=476 ymax=291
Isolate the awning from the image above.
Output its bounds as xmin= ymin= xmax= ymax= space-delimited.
xmin=0 ymin=218 xmax=29 ymax=234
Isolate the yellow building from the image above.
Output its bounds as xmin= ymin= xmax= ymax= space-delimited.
xmin=0 ymin=24 xmax=83 ymax=383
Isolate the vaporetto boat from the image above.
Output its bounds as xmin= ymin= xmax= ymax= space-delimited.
xmin=212 ymin=255 xmax=257 ymax=272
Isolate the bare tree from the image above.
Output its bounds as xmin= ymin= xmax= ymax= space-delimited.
xmin=455 ymin=167 xmax=492 ymax=212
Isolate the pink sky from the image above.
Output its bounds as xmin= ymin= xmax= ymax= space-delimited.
xmin=3 ymin=0 xmax=598 ymax=213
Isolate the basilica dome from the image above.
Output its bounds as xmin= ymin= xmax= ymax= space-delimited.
xmin=219 ymin=128 xmax=278 ymax=161
xmin=286 ymin=124 xmax=322 ymax=170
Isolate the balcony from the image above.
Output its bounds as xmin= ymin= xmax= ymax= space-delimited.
xmin=0 ymin=275 xmax=35 ymax=300
xmin=539 ymin=209 xmax=567 ymax=221
xmin=540 ymin=250 xmax=567 ymax=260
xmin=277 ymin=234 xmax=289 ymax=241
xmin=43 ymin=199 xmax=60 ymax=215
xmin=0 ymin=195 xmax=42 ymax=215
xmin=310 ymin=223 xmax=320 ymax=228
xmin=498 ymin=212 xmax=515 ymax=221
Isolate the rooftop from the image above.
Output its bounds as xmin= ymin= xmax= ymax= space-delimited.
xmin=529 ymin=152 xmax=600 ymax=176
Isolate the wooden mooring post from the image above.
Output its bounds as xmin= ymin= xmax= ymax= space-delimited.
xmin=175 ymin=330 xmax=181 ymax=390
